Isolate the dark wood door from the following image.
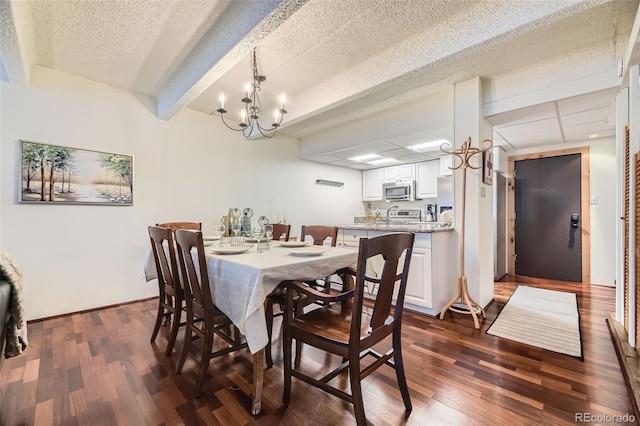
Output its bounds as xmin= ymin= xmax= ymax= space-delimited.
xmin=514 ymin=154 xmax=582 ymax=282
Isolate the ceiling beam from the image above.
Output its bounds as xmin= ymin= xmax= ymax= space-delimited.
xmin=0 ymin=0 xmax=36 ymax=87
xmin=155 ymin=0 xmax=307 ymax=120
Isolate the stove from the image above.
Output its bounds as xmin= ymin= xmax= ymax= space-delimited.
xmin=387 ymin=209 xmax=422 ymax=223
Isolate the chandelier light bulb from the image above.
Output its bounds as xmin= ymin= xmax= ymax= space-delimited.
xmin=280 ymin=94 xmax=286 ymax=109
xmin=219 ymin=93 xmax=225 ymax=109
xmin=241 ymin=109 xmax=247 ymax=123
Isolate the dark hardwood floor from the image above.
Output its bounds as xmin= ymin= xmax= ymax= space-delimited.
xmin=1 ymin=276 xmax=635 ymax=425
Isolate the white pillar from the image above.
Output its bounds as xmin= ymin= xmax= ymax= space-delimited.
xmin=453 ymin=77 xmax=494 ymax=308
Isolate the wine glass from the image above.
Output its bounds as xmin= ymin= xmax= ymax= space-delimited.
xmin=252 ymin=226 xmax=264 ymax=253
xmin=214 ymin=223 xmax=225 ymax=247
xmin=264 ymin=224 xmax=273 ymax=250
xmin=231 ymin=221 xmax=241 ymax=246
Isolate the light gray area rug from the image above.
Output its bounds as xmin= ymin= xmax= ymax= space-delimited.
xmin=487 ymin=285 xmax=583 ymax=359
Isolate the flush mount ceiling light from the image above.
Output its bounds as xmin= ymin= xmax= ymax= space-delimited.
xmin=409 ymin=139 xmax=451 ymax=152
xmin=350 ymin=154 xmax=381 ymax=162
xmin=349 ymin=154 xmax=398 ymax=165
xmin=369 ymin=158 xmax=399 ymax=165
xmin=216 ymin=48 xmax=287 ymax=139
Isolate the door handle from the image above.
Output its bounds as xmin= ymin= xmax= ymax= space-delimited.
xmin=571 ymin=213 xmax=579 ymax=228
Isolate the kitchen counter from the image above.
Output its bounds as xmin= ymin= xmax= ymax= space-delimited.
xmin=336 ymin=222 xmax=454 ymax=233
xmin=336 ymin=225 xmax=458 ymax=317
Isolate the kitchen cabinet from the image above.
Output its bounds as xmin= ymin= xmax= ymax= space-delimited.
xmin=337 ymin=228 xmax=457 ymax=316
xmin=405 ymin=248 xmax=432 ymax=307
xmin=440 ymin=155 xmax=453 ymax=176
xmin=362 ymin=168 xmax=383 ymax=201
xmin=338 ymin=229 xmax=368 ymax=248
xmin=383 ymin=164 xmax=415 ymax=183
xmin=416 ymin=160 xmax=439 ymax=199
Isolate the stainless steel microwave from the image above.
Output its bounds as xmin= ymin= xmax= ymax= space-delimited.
xmin=383 ymin=181 xmax=415 ymax=201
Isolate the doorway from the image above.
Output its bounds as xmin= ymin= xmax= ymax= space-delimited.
xmin=508 ymin=147 xmax=590 ymax=284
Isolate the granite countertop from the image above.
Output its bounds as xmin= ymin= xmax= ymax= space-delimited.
xmin=336 ymin=222 xmax=454 ymax=233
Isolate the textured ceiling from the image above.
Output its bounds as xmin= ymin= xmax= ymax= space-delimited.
xmin=1 ymin=0 xmax=639 ymax=169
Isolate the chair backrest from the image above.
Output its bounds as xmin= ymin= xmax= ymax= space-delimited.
xmin=271 ymin=223 xmax=291 ymax=241
xmin=174 ymin=229 xmax=213 ymax=321
xmin=156 ymin=222 xmax=202 ymax=231
xmin=301 ymin=225 xmax=338 ymax=247
xmin=148 ymin=226 xmax=180 ymax=294
xmin=351 ymin=232 xmax=414 ymax=345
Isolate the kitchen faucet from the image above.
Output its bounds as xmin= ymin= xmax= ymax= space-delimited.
xmin=386 ymin=204 xmax=399 ymax=222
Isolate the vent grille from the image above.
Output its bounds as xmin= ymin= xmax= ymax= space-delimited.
xmin=625 ymin=125 xmax=630 ymax=332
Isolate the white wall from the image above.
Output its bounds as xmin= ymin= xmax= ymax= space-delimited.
xmin=0 ymin=66 xmax=364 ymax=320
xmin=510 ymin=137 xmax=617 ymax=286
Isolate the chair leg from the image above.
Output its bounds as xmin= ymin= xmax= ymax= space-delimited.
xmin=176 ymin=323 xmax=191 ymax=374
xmin=195 ymin=329 xmax=214 ymax=398
xmin=265 ymin=300 xmax=274 ymax=368
xmin=393 ymin=331 xmax=412 ymax=412
xmin=165 ymin=305 xmax=181 ymax=356
xmin=349 ymin=359 xmax=367 ymax=426
xmin=150 ymin=298 xmax=165 ymax=343
xmin=293 ymin=302 xmax=303 ymax=367
xmin=282 ymin=322 xmax=292 ymax=406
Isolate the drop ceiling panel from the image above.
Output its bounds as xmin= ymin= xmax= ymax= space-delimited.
xmin=557 ymin=88 xmax=617 ymax=115
xmin=396 ymin=152 xmax=441 ymax=162
xmin=495 ymin=117 xmax=560 ymax=137
xmin=560 ymin=106 xmax=610 ymax=127
xmin=329 ymin=159 xmax=360 ymax=167
xmin=486 ymin=102 xmax=557 ymax=127
xmin=509 ymin=128 xmax=564 ymax=146
xmin=378 ymin=148 xmax=416 ymax=158
xmin=563 ymin=122 xmax=616 ymax=141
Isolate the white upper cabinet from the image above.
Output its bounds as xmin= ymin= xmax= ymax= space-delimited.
xmin=383 ymin=164 xmax=415 ymax=183
xmin=362 ymin=168 xmax=383 ymax=201
xmin=440 ymin=155 xmax=453 ymax=176
xmin=416 ymin=160 xmax=439 ymax=199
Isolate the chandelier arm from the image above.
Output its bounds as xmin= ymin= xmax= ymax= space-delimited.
xmin=219 ymin=113 xmax=248 ymax=132
xmin=215 ymin=47 xmax=286 ymax=139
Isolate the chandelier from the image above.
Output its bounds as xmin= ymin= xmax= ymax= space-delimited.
xmin=216 ymin=48 xmax=287 ymax=139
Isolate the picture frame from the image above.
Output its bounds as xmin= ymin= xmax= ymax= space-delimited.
xmin=482 ymin=149 xmax=493 ymax=185
xmin=20 ymin=140 xmax=134 ymax=205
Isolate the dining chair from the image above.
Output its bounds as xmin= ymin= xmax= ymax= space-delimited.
xmin=156 ymin=221 xmax=202 ymax=231
xmin=270 ymin=223 xmax=291 ymax=241
xmin=281 ymin=232 xmax=415 ymax=425
xmin=173 ymin=229 xmax=248 ymax=397
xmin=148 ymin=226 xmax=183 ymax=356
xmin=263 ymin=223 xmax=292 ymax=367
xmin=300 ymin=225 xmax=338 ymax=247
xmin=263 ymin=224 xmax=336 ymax=368
xmin=298 ymin=225 xmax=341 ymax=303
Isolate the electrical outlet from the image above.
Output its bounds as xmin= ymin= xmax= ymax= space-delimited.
xmin=590 ymin=195 xmax=598 ymax=205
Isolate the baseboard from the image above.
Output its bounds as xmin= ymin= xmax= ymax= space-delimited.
xmin=27 ymin=296 xmax=158 ymax=324
xmin=606 ymin=313 xmax=640 ymax=421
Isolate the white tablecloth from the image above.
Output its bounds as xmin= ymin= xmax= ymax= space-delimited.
xmin=145 ymin=245 xmax=358 ymax=353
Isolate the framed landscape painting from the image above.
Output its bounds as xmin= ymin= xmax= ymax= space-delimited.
xmin=20 ymin=140 xmax=133 ymax=205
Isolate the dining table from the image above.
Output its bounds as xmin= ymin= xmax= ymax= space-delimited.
xmin=144 ymin=238 xmax=359 ymax=415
